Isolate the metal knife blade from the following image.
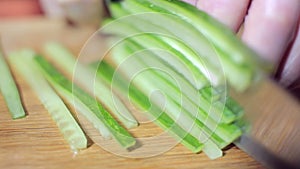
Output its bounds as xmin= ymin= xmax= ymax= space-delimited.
xmin=231 ymin=78 xmax=300 ymax=169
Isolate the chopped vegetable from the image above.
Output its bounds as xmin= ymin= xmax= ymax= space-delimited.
xmin=94 ymin=60 xmax=204 ymax=153
xmin=94 ymin=57 xmax=244 ymax=158
xmin=0 ymin=47 xmax=25 ymax=119
xmin=34 ymin=55 xmax=136 ymax=149
xmin=9 ymin=49 xmax=87 ymax=152
xmin=108 ymin=36 xmax=237 ymax=124
xmin=43 ymin=42 xmax=138 ymax=129
xmin=90 ymin=0 xmax=259 ymax=159
xmin=106 ymin=0 xmax=268 ymax=91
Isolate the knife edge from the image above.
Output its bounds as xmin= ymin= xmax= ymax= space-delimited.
xmin=231 ymin=78 xmax=300 ymax=168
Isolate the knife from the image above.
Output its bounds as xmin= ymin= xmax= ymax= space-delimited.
xmin=232 ymin=78 xmax=300 ymax=169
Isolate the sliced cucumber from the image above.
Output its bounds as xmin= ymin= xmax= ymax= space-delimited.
xmin=9 ymin=49 xmax=87 ymax=152
xmin=0 ymin=48 xmax=25 ymax=119
xmin=34 ymin=56 xmax=136 ymax=149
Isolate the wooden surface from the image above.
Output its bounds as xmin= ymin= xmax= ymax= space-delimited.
xmin=0 ymin=17 xmax=264 ymax=169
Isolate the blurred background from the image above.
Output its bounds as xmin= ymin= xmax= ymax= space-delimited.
xmin=0 ymin=0 xmax=43 ymax=17
xmin=0 ymin=0 xmax=104 ymax=27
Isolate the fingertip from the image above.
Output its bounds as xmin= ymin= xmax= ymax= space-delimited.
xmin=280 ymin=22 xmax=300 ymax=86
xmin=241 ymin=0 xmax=300 ymax=64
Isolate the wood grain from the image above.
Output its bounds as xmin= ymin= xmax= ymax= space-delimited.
xmin=0 ymin=17 xmax=264 ymax=169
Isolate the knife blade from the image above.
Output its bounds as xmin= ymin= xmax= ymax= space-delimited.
xmin=231 ymin=78 xmax=300 ymax=169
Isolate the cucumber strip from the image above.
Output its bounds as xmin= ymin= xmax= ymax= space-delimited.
xmin=46 ymin=78 xmax=112 ymax=139
xmin=130 ymin=82 xmax=204 ymax=153
xmin=43 ymin=42 xmax=138 ymax=129
xmin=102 ymin=22 xmax=209 ymax=89
xmin=149 ymin=0 xmax=265 ymax=66
xmin=110 ymin=41 xmax=241 ymax=142
xmin=127 ymin=40 xmax=239 ymax=124
xmin=108 ymin=44 xmax=230 ymax=157
xmin=134 ymin=35 xmax=209 ymax=90
xmin=96 ymin=59 xmax=232 ymax=158
xmin=100 ymin=1 xmax=246 ymax=157
xmin=105 ymin=4 xmax=212 ymax=89
xmin=111 ymin=38 xmax=237 ymax=124
xmin=0 ymin=48 xmax=25 ymax=119
xmin=153 ymin=112 xmax=204 ymax=153
xmin=107 ymin=1 xmax=244 ymax=122
xmin=126 ymin=39 xmax=238 ymax=123
xmin=104 ymin=2 xmax=225 ymax=87
xmin=105 ymin=44 xmax=218 ymax=148
xmin=9 ymin=49 xmax=87 ymax=152
xmin=125 ymin=0 xmax=265 ymax=91
xmin=92 ymin=60 xmax=205 ymax=152
xmin=95 ymin=60 xmax=241 ymax=148
xmin=95 ymin=61 xmax=205 ymax=154
xmin=34 ymin=56 xmax=136 ymax=149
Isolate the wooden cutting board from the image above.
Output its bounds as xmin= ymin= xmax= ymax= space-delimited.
xmin=0 ymin=17 xmax=264 ymax=169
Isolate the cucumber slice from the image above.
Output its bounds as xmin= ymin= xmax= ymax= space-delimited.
xmin=34 ymin=56 xmax=136 ymax=149
xmin=43 ymin=42 xmax=138 ymax=129
xmin=9 ymin=49 xmax=87 ymax=152
xmin=0 ymin=48 xmax=25 ymax=119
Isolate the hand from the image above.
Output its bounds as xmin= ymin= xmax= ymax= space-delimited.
xmin=184 ymin=0 xmax=300 ymax=87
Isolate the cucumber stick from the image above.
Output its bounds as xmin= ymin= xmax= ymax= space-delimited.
xmin=95 ymin=58 xmax=241 ymax=158
xmin=103 ymin=18 xmax=211 ymax=89
xmin=111 ymin=0 xmax=266 ymax=91
xmin=104 ymin=4 xmax=224 ymax=87
xmin=95 ymin=61 xmax=204 ymax=153
xmin=0 ymin=48 xmax=25 ymax=119
xmin=8 ymin=49 xmax=87 ymax=152
xmin=44 ymin=76 xmax=112 ymax=139
xmin=109 ymin=41 xmax=241 ymax=141
xmin=43 ymin=42 xmax=138 ymax=129
xmin=113 ymin=37 xmax=237 ymax=124
xmin=34 ymin=55 xmax=136 ymax=149
xmin=100 ymin=46 xmax=240 ymax=159
xmin=96 ymin=0 xmax=250 ymax=159
xmin=94 ymin=60 xmax=241 ymax=146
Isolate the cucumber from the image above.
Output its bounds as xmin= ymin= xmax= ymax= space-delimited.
xmin=34 ymin=56 xmax=136 ymax=149
xmin=43 ymin=42 xmax=138 ymax=129
xmin=9 ymin=49 xmax=87 ymax=152
xmin=0 ymin=48 xmax=25 ymax=119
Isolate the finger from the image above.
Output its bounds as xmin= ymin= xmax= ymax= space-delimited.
xmin=280 ymin=21 xmax=300 ymax=86
xmin=242 ymin=0 xmax=300 ymax=68
xmin=195 ymin=0 xmax=250 ymax=31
